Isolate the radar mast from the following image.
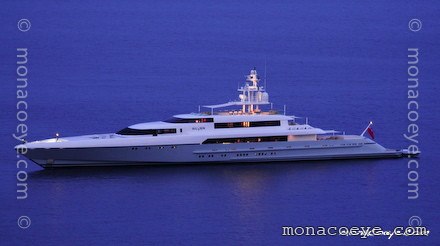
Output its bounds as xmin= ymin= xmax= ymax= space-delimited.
xmin=237 ymin=68 xmax=270 ymax=113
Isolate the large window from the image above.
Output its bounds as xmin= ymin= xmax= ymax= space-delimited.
xmin=117 ymin=128 xmax=177 ymax=136
xmin=214 ymin=120 xmax=280 ymax=129
xmin=203 ymin=136 xmax=287 ymax=144
xmin=164 ymin=117 xmax=214 ymax=123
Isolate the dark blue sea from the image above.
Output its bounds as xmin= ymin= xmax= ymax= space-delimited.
xmin=1 ymin=1 xmax=439 ymax=245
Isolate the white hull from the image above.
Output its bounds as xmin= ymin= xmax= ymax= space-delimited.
xmin=23 ymin=138 xmax=407 ymax=168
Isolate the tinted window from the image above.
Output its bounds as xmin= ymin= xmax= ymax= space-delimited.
xmin=214 ymin=120 xmax=280 ymax=129
xmin=164 ymin=117 xmax=214 ymax=123
xmin=117 ymin=128 xmax=177 ymax=135
xmin=203 ymin=136 xmax=287 ymax=144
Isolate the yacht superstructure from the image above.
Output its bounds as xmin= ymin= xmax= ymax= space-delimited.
xmin=16 ymin=68 xmax=418 ymax=168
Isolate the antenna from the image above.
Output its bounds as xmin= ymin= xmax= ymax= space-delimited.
xmin=264 ymin=57 xmax=267 ymax=90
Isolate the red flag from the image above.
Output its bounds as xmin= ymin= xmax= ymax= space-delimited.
xmin=367 ymin=127 xmax=375 ymax=139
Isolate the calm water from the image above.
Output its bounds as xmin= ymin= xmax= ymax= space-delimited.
xmin=1 ymin=1 xmax=439 ymax=245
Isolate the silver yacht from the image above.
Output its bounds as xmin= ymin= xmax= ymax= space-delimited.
xmin=16 ymin=68 xmax=418 ymax=168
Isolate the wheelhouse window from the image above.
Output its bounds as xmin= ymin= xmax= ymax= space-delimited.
xmin=203 ymin=136 xmax=287 ymax=144
xmin=214 ymin=120 xmax=280 ymax=129
xmin=288 ymin=120 xmax=296 ymax=125
xmin=117 ymin=128 xmax=177 ymax=136
xmin=164 ymin=117 xmax=214 ymax=123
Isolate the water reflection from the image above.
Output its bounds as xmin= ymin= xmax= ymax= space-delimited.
xmin=28 ymin=160 xmax=347 ymax=178
xmin=27 ymin=160 xmax=382 ymax=222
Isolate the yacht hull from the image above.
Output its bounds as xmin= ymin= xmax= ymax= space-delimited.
xmin=21 ymin=138 xmax=411 ymax=168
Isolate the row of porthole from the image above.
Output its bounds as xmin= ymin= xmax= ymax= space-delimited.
xmin=131 ymin=146 xmax=177 ymax=150
xmin=241 ymin=152 xmax=277 ymax=157
xmin=256 ymin=152 xmax=277 ymax=156
xmin=198 ymin=154 xmax=214 ymax=158
xmin=198 ymin=152 xmax=277 ymax=158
